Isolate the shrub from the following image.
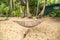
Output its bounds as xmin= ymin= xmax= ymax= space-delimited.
xmin=49 ymin=12 xmax=56 ymax=17
xmin=49 ymin=10 xmax=60 ymax=17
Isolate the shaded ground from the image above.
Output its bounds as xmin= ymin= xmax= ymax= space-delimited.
xmin=0 ymin=17 xmax=60 ymax=40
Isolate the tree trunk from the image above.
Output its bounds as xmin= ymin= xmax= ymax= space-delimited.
xmin=9 ymin=0 xmax=13 ymax=16
xmin=36 ymin=0 xmax=40 ymax=17
xmin=10 ymin=0 xmax=13 ymax=10
xmin=26 ymin=0 xmax=32 ymax=18
xmin=20 ymin=0 xmax=24 ymax=18
xmin=13 ymin=0 xmax=15 ymax=10
xmin=38 ymin=0 xmax=46 ymax=18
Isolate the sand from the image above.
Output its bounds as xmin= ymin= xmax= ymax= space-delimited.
xmin=0 ymin=17 xmax=60 ymax=40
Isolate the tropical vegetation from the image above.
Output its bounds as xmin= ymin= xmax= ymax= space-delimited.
xmin=0 ymin=0 xmax=60 ymax=18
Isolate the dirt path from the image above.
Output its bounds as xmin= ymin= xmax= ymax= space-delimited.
xmin=0 ymin=17 xmax=60 ymax=40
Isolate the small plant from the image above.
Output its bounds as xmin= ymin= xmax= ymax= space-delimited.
xmin=49 ymin=10 xmax=60 ymax=17
xmin=11 ymin=10 xmax=20 ymax=17
xmin=0 ymin=3 xmax=9 ymax=17
xmin=55 ymin=10 xmax=60 ymax=17
xmin=49 ymin=12 xmax=56 ymax=17
xmin=3 ymin=6 xmax=9 ymax=17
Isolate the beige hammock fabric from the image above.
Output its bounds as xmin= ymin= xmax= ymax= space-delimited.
xmin=14 ymin=19 xmax=41 ymax=28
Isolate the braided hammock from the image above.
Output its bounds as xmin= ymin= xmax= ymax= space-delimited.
xmin=13 ymin=0 xmax=46 ymax=28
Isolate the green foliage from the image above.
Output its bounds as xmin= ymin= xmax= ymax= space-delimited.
xmin=3 ymin=6 xmax=9 ymax=16
xmin=49 ymin=12 xmax=56 ymax=17
xmin=55 ymin=10 xmax=60 ymax=17
xmin=0 ymin=3 xmax=6 ymax=9
xmin=0 ymin=3 xmax=9 ymax=16
xmin=0 ymin=13 xmax=3 ymax=17
xmin=49 ymin=10 xmax=60 ymax=17
xmin=11 ymin=10 xmax=20 ymax=17
xmin=3 ymin=6 xmax=9 ymax=13
xmin=0 ymin=0 xmax=60 ymax=17
xmin=0 ymin=3 xmax=6 ymax=13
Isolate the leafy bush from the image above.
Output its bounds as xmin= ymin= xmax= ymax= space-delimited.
xmin=49 ymin=12 xmax=56 ymax=17
xmin=0 ymin=3 xmax=10 ymax=17
xmin=55 ymin=10 xmax=60 ymax=17
xmin=11 ymin=10 xmax=20 ymax=17
xmin=0 ymin=0 xmax=60 ymax=17
xmin=49 ymin=10 xmax=60 ymax=17
xmin=3 ymin=6 xmax=9 ymax=16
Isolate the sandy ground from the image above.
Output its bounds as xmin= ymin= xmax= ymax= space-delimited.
xmin=0 ymin=17 xmax=60 ymax=40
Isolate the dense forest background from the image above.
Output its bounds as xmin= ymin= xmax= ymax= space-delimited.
xmin=0 ymin=0 xmax=60 ymax=18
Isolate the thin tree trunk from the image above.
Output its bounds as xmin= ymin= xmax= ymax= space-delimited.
xmin=38 ymin=0 xmax=46 ymax=17
xmin=26 ymin=0 xmax=31 ymax=18
xmin=10 ymin=0 xmax=13 ymax=10
xmin=13 ymin=0 xmax=15 ymax=10
xmin=20 ymin=0 xmax=24 ymax=17
xmin=9 ymin=0 xmax=13 ymax=16
xmin=36 ymin=0 xmax=40 ymax=17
